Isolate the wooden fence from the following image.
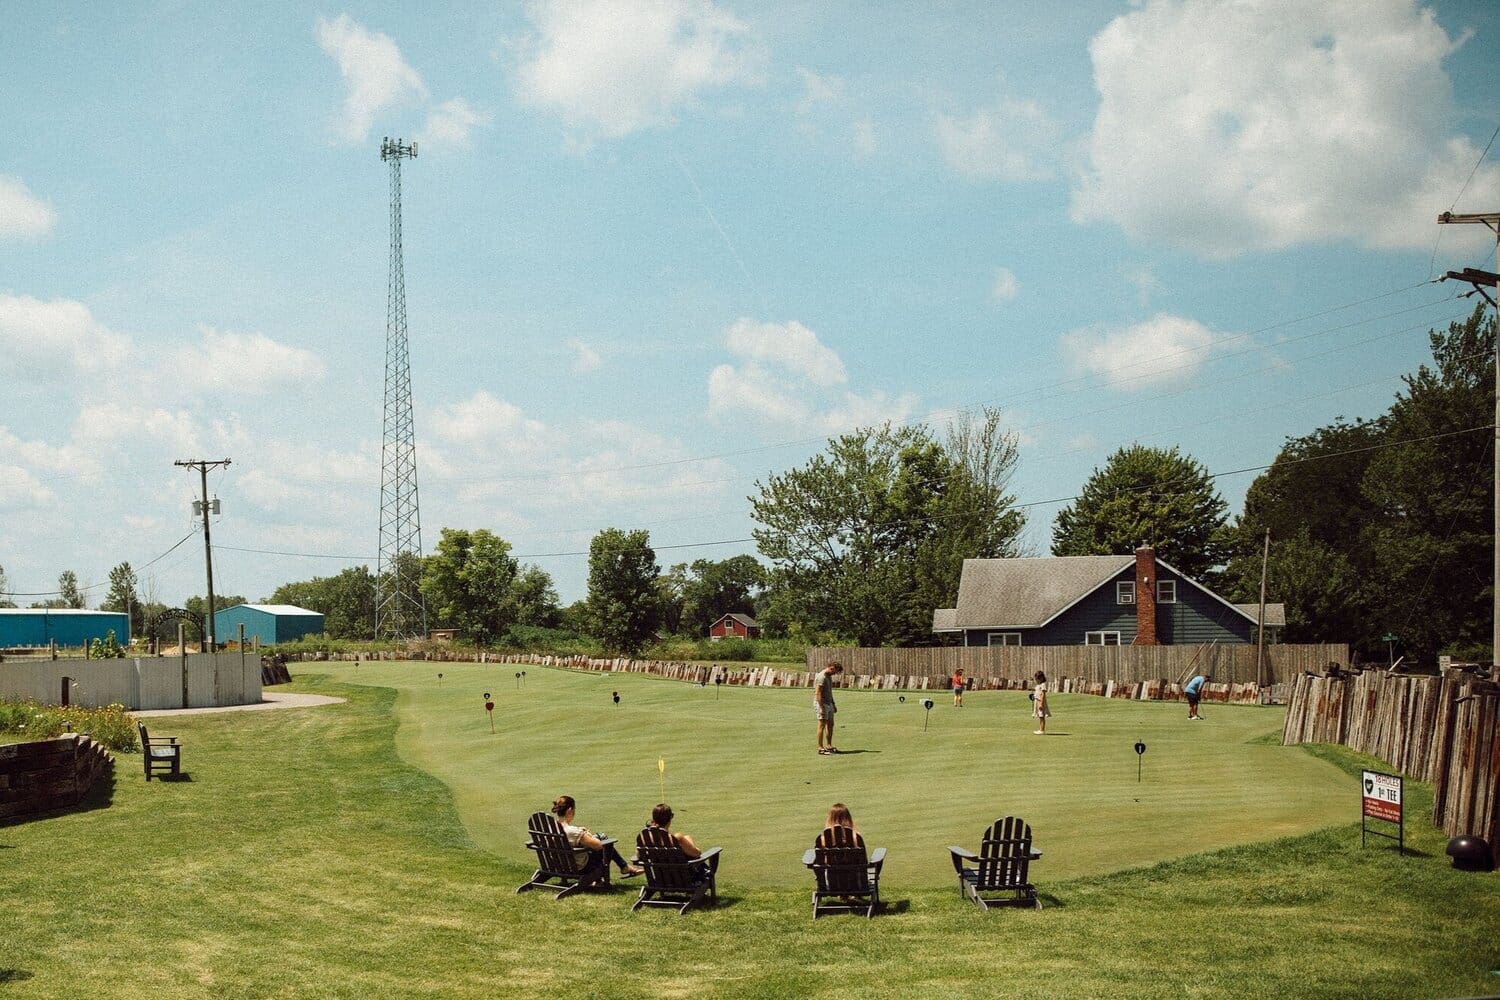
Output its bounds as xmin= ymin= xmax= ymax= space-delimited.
xmin=1282 ymin=669 xmax=1500 ymax=866
xmin=804 ymin=643 xmax=1348 ymax=686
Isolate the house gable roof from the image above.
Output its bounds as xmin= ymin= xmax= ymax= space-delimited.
xmin=932 ymin=608 xmax=959 ymax=632
xmin=717 ymin=613 xmax=759 ymax=628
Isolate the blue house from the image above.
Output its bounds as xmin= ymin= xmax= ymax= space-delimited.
xmin=0 ymin=609 xmax=131 ymax=648
xmin=932 ymin=546 xmax=1284 ymax=647
xmin=213 ymin=604 xmax=325 ymax=646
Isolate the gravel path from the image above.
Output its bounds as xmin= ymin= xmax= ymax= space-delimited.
xmin=133 ymin=691 xmax=345 ymax=718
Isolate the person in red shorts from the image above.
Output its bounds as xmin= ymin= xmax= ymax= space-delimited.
xmin=953 ymin=668 xmax=965 ymax=707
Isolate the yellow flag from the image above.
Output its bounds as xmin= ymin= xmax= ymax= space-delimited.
xmin=658 ymin=758 xmax=665 ymax=775
xmin=657 ymin=757 xmax=666 ymax=800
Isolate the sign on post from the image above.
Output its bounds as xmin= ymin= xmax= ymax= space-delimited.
xmin=1360 ymin=769 xmax=1403 ymax=855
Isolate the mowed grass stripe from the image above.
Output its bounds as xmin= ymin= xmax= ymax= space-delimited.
xmin=345 ymin=661 xmax=1352 ymax=885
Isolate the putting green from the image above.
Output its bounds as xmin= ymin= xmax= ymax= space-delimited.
xmin=322 ymin=660 xmax=1354 ymax=887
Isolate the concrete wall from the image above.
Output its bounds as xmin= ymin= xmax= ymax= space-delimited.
xmin=0 ymin=650 xmax=262 ymax=710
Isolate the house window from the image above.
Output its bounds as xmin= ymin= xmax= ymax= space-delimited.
xmin=1085 ymin=631 xmax=1121 ymax=646
xmin=1117 ymin=581 xmax=1135 ymax=604
xmin=986 ymin=632 xmax=1022 ymax=647
xmin=1156 ymin=580 xmax=1177 ymax=604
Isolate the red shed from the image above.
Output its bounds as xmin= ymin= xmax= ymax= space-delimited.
xmin=709 ymin=613 xmax=761 ymax=641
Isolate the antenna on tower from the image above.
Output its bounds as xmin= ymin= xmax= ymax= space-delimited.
xmin=375 ymin=136 xmax=427 ymax=639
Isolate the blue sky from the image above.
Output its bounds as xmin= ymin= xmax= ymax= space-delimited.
xmin=2 ymin=1 xmax=1498 ymax=608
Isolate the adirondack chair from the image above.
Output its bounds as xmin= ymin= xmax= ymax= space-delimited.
xmin=516 ymin=811 xmax=613 ymax=899
xmin=948 ymin=816 xmax=1042 ymax=910
xmin=137 ymin=722 xmax=181 ymax=781
xmin=801 ymin=825 xmax=885 ymax=918
xmin=631 ymin=826 xmax=722 ymax=914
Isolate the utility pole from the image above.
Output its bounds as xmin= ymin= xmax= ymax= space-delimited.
xmin=1256 ymin=528 xmax=1270 ymax=688
xmin=175 ymin=458 xmax=231 ymax=650
xmin=1437 ymin=211 xmax=1500 ymax=665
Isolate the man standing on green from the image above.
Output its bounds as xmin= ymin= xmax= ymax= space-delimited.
xmin=815 ymin=661 xmax=843 ymax=755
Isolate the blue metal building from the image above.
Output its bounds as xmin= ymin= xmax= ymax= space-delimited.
xmin=0 ymin=609 xmax=131 ymax=648
xmin=213 ymin=604 xmax=325 ymax=645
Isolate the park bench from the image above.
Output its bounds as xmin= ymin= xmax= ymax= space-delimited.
xmin=631 ymin=826 xmax=722 ymax=915
xmin=802 ymin=825 xmax=885 ymax=918
xmin=136 ymin=722 xmax=181 ymax=781
xmin=949 ymin=815 xmax=1042 ymax=910
xmin=516 ymin=811 xmax=613 ymax=899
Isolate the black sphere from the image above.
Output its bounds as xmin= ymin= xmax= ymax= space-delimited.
xmin=1446 ymin=835 xmax=1495 ymax=871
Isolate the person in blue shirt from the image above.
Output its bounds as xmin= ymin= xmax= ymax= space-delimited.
xmin=1184 ymin=673 xmax=1207 ymax=720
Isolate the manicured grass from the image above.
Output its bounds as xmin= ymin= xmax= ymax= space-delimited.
xmin=360 ymin=661 xmax=1353 ymax=885
xmin=0 ymin=668 xmax=1495 ymax=999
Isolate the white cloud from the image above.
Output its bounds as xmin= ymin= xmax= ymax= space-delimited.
xmin=852 ymin=115 xmax=877 ymax=157
xmin=0 ymin=294 xmax=130 ymax=379
xmin=0 ymin=177 xmax=56 ymax=239
xmin=723 ymin=318 xmax=846 ymax=387
xmin=936 ymin=96 xmax=1060 ymax=181
xmin=512 ymin=0 xmax=761 ymax=139
xmin=567 ymin=338 xmax=602 ymax=373
xmin=991 ymin=267 xmax=1019 ymax=303
xmin=1061 ymin=313 xmax=1225 ymax=390
xmin=795 ymin=67 xmax=844 ymax=118
xmin=421 ymin=97 xmax=489 ymax=148
xmin=166 ymin=328 xmax=327 ymax=395
xmin=795 ymin=68 xmax=877 ymax=157
xmin=707 ymin=318 xmax=916 ymax=432
xmin=315 ymin=13 xmax=427 ymax=143
xmin=1071 ymin=1 xmax=1500 ymax=256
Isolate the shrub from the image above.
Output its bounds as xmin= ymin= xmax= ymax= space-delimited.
xmin=695 ymin=637 xmax=756 ymax=661
xmin=87 ymin=630 xmax=126 ymax=659
xmin=0 ymin=699 xmax=139 ymax=752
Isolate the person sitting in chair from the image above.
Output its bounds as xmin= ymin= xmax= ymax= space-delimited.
xmin=552 ymin=794 xmax=643 ymax=880
xmin=646 ymin=802 xmax=702 ymax=859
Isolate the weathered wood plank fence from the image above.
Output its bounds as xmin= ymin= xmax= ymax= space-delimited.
xmin=1282 ymin=669 xmax=1500 ymax=865
xmin=804 ymin=643 xmax=1347 ymax=685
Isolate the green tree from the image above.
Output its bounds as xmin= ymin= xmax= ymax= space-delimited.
xmin=585 ymin=528 xmax=661 ymax=654
xmin=1052 ymin=444 xmax=1229 ymax=580
xmin=751 ymin=414 xmax=1025 ymax=646
xmin=510 ymin=565 xmax=561 ymax=629
xmin=267 ymin=566 xmax=376 ymax=640
xmin=679 ymin=555 xmax=768 ymax=636
xmin=420 ymin=528 xmax=521 ymax=645
xmin=58 ymin=570 xmax=85 ymax=609
xmin=184 ymin=594 xmax=248 ymax=643
xmin=100 ymin=562 xmax=141 ymax=638
xmin=376 ymin=550 xmax=430 ymax=636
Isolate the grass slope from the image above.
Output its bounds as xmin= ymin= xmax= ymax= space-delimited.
xmin=0 ymin=671 xmax=1494 ymax=999
xmin=360 ymin=660 xmax=1353 ymax=885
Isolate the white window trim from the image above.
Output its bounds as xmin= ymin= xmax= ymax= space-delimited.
xmin=1156 ymin=580 xmax=1177 ymax=604
xmin=1085 ymin=630 xmax=1122 ymax=646
xmin=1117 ymin=581 xmax=1135 ymax=605
xmin=986 ymin=632 xmax=1022 ymax=647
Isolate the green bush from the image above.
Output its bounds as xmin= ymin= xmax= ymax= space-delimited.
xmin=696 ymin=637 xmax=755 ymax=660
xmin=0 ymin=699 xmax=139 ymax=752
xmin=87 ymin=629 xmax=126 ymax=659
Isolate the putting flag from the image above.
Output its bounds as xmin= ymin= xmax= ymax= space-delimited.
xmin=658 ymin=758 xmax=666 ymax=800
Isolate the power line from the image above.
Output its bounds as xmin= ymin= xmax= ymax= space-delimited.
xmin=3 ymin=529 xmax=199 ymax=598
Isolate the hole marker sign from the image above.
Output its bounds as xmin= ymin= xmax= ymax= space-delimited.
xmin=1362 ymin=770 xmax=1402 ymax=824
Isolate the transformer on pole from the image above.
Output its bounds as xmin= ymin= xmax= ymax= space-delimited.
xmin=375 ymin=137 xmax=427 ymax=639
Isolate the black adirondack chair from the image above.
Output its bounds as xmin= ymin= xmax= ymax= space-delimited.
xmin=137 ymin=722 xmax=181 ymax=781
xmin=948 ymin=816 xmax=1042 ymax=910
xmin=801 ymin=825 xmax=886 ymax=918
xmin=516 ymin=811 xmax=613 ymax=899
xmin=631 ymin=826 xmax=722 ymax=914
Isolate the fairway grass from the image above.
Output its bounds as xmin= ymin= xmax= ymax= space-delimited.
xmin=0 ymin=668 xmax=1496 ymax=999
xmin=362 ymin=661 xmax=1354 ymax=885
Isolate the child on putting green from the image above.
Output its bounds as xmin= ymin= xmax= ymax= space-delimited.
xmin=1032 ymin=671 xmax=1050 ymax=735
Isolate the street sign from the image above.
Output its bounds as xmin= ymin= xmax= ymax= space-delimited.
xmin=1381 ymin=634 xmax=1399 ymax=643
xmin=1361 ymin=770 xmax=1403 ymax=854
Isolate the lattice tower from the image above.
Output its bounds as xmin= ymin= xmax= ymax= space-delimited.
xmin=375 ymin=137 xmax=427 ymax=638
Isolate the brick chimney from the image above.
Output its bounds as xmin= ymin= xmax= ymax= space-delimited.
xmin=1134 ymin=545 xmax=1158 ymax=645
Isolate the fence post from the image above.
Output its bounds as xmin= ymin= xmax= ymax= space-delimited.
xmin=179 ymin=622 xmax=189 ymax=709
xmin=239 ymin=623 xmax=247 ymax=704
xmin=61 ymin=676 xmax=69 ymax=707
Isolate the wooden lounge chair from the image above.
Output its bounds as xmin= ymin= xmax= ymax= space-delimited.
xmin=631 ymin=826 xmax=722 ymax=914
xmin=516 ymin=811 xmax=613 ymax=899
xmin=801 ymin=825 xmax=885 ymax=918
xmin=137 ymin=722 xmax=181 ymax=781
xmin=949 ymin=816 xmax=1042 ymax=910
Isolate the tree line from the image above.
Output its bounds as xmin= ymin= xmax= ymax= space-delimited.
xmin=3 ymin=308 xmax=1490 ymax=663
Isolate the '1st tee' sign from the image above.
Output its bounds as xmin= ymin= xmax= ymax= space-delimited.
xmin=1362 ymin=770 xmax=1402 ymax=824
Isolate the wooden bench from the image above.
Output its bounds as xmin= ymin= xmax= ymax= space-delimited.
xmin=137 ymin=722 xmax=181 ymax=781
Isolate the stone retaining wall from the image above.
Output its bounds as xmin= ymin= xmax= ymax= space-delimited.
xmin=0 ymin=733 xmax=114 ymax=822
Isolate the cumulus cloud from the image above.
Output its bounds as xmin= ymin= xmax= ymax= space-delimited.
xmin=421 ymin=97 xmax=489 ymax=148
xmin=315 ymin=13 xmax=427 ymax=142
xmin=567 ymin=338 xmax=602 ymax=373
xmin=1060 ymin=314 xmax=1225 ymax=390
xmin=0 ymin=294 xmax=131 ymax=379
xmin=0 ymin=176 xmax=56 ymax=239
xmin=991 ymin=267 xmax=1019 ymax=303
xmin=167 ymin=328 xmax=328 ymax=394
xmin=794 ymin=68 xmax=877 ymax=156
xmin=512 ymin=0 xmax=761 ymax=139
xmin=707 ymin=318 xmax=916 ymax=432
xmin=936 ymin=95 xmax=1060 ymax=181
xmin=1071 ymin=1 xmax=1500 ymax=256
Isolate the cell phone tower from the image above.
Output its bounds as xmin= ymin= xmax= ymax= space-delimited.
xmin=375 ymin=136 xmax=427 ymax=639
